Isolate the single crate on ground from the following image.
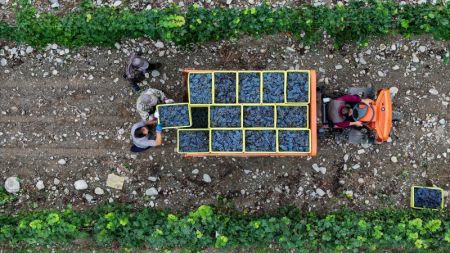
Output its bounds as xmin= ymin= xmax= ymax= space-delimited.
xmin=210 ymin=105 xmax=242 ymax=128
xmin=214 ymin=72 xmax=237 ymax=103
xmin=157 ymin=103 xmax=191 ymax=128
xmin=189 ymin=73 xmax=213 ymax=104
xmin=238 ymin=72 xmax=261 ymax=103
xmin=211 ymin=130 xmax=243 ymax=152
xmin=245 ymin=130 xmax=276 ymax=152
xmin=286 ymin=71 xmax=309 ymax=102
xmin=189 ymin=106 xmax=209 ymax=129
xmin=243 ymin=105 xmax=275 ymax=127
xmin=278 ymin=130 xmax=310 ymax=152
xmin=276 ymin=105 xmax=308 ymax=128
xmin=178 ymin=130 xmax=210 ymax=153
xmin=411 ymin=186 xmax=444 ymax=210
xmin=263 ymin=72 xmax=285 ymax=103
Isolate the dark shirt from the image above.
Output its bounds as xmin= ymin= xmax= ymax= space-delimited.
xmin=334 ymin=95 xmax=361 ymax=128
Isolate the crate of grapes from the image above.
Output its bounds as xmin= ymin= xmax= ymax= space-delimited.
xmin=244 ymin=129 xmax=277 ymax=153
xmin=243 ymin=105 xmax=275 ymax=128
xmin=285 ymin=70 xmax=310 ymax=103
xmin=410 ymin=186 xmax=444 ymax=210
xmin=210 ymin=129 xmax=244 ymax=153
xmin=276 ymin=105 xmax=309 ymax=129
xmin=188 ymin=72 xmax=213 ymax=105
xmin=177 ymin=129 xmax=210 ymax=153
xmin=238 ymin=71 xmax=262 ymax=104
xmin=214 ymin=71 xmax=238 ymax=104
xmin=277 ymin=129 xmax=311 ymax=153
xmin=156 ymin=103 xmax=192 ymax=129
xmin=209 ymin=105 xmax=242 ymax=128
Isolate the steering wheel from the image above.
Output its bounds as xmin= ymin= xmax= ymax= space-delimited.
xmin=352 ymin=102 xmax=375 ymax=126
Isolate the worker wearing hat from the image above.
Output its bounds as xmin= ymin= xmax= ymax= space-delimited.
xmin=124 ymin=53 xmax=161 ymax=92
xmin=136 ymin=88 xmax=174 ymax=124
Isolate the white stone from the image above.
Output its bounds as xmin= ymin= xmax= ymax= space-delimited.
xmin=148 ymin=176 xmax=158 ymax=182
xmin=51 ymin=2 xmax=59 ymax=8
xmin=412 ymin=53 xmax=420 ymax=63
xmin=0 ymin=58 xmax=7 ymax=67
xmin=52 ymin=69 xmax=58 ymax=76
xmin=53 ymin=178 xmax=60 ymax=185
xmin=439 ymin=119 xmax=446 ymax=125
xmin=5 ymin=177 xmax=20 ymax=193
xmin=57 ymin=158 xmax=66 ymax=165
xmin=36 ymin=180 xmax=45 ymax=190
xmin=418 ymin=46 xmax=426 ymax=53
xmin=192 ymin=169 xmax=199 ymax=175
xmin=226 ymin=0 xmax=232 ymax=4
xmin=352 ymin=164 xmax=361 ymax=170
xmin=358 ymin=178 xmax=365 ymax=184
xmin=151 ymin=70 xmax=160 ymax=77
xmin=318 ymin=167 xmax=326 ymax=174
xmin=344 ymin=154 xmax=349 ymax=162
xmin=377 ymin=71 xmax=385 ymax=77
xmin=429 ymin=88 xmax=439 ymax=95
xmin=94 ymin=187 xmax=104 ymax=195
xmin=391 ymin=156 xmax=398 ymax=163
xmin=203 ymin=174 xmax=212 ymax=183
xmin=244 ymin=170 xmax=252 ymax=174
xmin=74 ymin=180 xmax=88 ymax=190
xmin=335 ymin=64 xmax=343 ymax=70
xmin=312 ymin=163 xmax=320 ymax=172
xmin=357 ymin=149 xmax=365 ymax=154
xmin=145 ymin=187 xmax=158 ymax=196
xmin=392 ymin=65 xmax=400 ymax=70
xmin=155 ymin=41 xmax=164 ymax=48
xmin=25 ymin=46 xmax=33 ymax=54
xmin=113 ymin=1 xmax=122 ymax=7
xmin=316 ymin=188 xmax=326 ymax=197
xmin=84 ymin=194 xmax=94 ymax=202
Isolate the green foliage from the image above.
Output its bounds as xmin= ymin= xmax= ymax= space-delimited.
xmin=0 ymin=187 xmax=16 ymax=206
xmin=0 ymin=205 xmax=449 ymax=251
xmin=0 ymin=0 xmax=449 ymax=48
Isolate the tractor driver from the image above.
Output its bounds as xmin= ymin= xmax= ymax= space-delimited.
xmin=327 ymin=95 xmax=371 ymax=128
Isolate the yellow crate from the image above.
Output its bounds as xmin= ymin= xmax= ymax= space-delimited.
xmin=210 ymin=129 xmax=244 ymax=153
xmin=187 ymin=71 xmax=214 ymax=105
xmin=410 ymin=186 xmax=444 ymax=210
xmin=243 ymin=129 xmax=278 ymax=153
xmin=242 ymin=104 xmax=276 ymax=129
xmin=285 ymin=70 xmax=311 ymax=104
xmin=189 ymin=104 xmax=210 ymax=129
xmin=209 ymin=104 xmax=243 ymax=129
xmin=261 ymin=71 xmax=287 ymax=104
xmin=277 ymin=129 xmax=311 ymax=153
xmin=156 ymin=103 xmax=192 ymax=129
xmin=275 ymin=104 xmax=309 ymax=129
xmin=177 ymin=129 xmax=210 ymax=154
xmin=237 ymin=71 xmax=263 ymax=104
xmin=213 ymin=71 xmax=238 ymax=104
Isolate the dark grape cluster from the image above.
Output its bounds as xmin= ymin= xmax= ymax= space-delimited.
xmin=243 ymin=106 xmax=274 ymax=127
xmin=189 ymin=107 xmax=208 ymax=129
xmin=189 ymin=73 xmax=212 ymax=104
xmin=158 ymin=104 xmax=191 ymax=128
xmin=245 ymin=130 xmax=276 ymax=152
xmin=263 ymin=72 xmax=284 ymax=103
xmin=276 ymin=106 xmax=308 ymax=128
xmin=214 ymin=73 xmax=236 ymax=103
xmin=286 ymin=72 xmax=309 ymax=102
xmin=212 ymin=130 xmax=243 ymax=152
xmin=178 ymin=130 xmax=209 ymax=152
xmin=278 ymin=130 xmax=310 ymax=152
xmin=414 ymin=188 xmax=442 ymax=209
xmin=210 ymin=106 xmax=241 ymax=128
xmin=239 ymin=72 xmax=261 ymax=103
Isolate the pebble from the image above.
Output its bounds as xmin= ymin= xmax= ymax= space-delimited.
xmin=226 ymin=0 xmax=232 ymax=4
xmin=316 ymin=188 xmax=326 ymax=197
xmin=74 ymin=180 xmax=88 ymax=190
xmin=392 ymin=65 xmax=400 ymax=70
xmin=439 ymin=119 xmax=446 ymax=125
xmin=412 ymin=53 xmax=420 ymax=63
xmin=335 ymin=64 xmax=343 ymax=70
xmin=113 ymin=1 xmax=122 ymax=7
xmin=352 ymin=164 xmax=361 ymax=170
xmin=155 ymin=41 xmax=164 ymax=48
xmin=357 ymin=149 xmax=365 ymax=155
xmin=192 ymin=169 xmax=199 ymax=175
xmin=429 ymin=88 xmax=439 ymax=95
xmin=52 ymin=69 xmax=58 ymax=76
xmin=148 ymin=176 xmax=158 ymax=182
xmin=391 ymin=156 xmax=398 ymax=163
xmin=25 ymin=46 xmax=33 ymax=54
xmin=312 ymin=164 xmax=326 ymax=174
xmin=0 ymin=58 xmax=7 ymax=67
xmin=57 ymin=159 xmax=66 ymax=165
xmin=244 ymin=170 xmax=252 ymax=174
xmin=53 ymin=178 xmax=60 ymax=185
xmin=145 ymin=187 xmax=158 ymax=196
xmin=203 ymin=174 xmax=212 ymax=183
xmin=151 ymin=70 xmax=160 ymax=77
xmin=418 ymin=46 xmax=426 ymax=53
xmin=344 ymin=154 xmax=349 ymax=162
xmin=358 ymin=178 xmax=365 ymax=184
xmin=36 ymin=180 xmax=45 ymax=190
xmin=377 ymin=71 xmax=385 ymax=77
xmin=5 ymin=177 xmax=20 ymax=193
xmin=84 ymin=194 xmax=94 ymax=202
xmin=94 ymin=187 xmax=104 ymax=195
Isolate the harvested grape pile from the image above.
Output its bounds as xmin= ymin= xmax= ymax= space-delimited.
xmin=189 ymin=73 xmax=212 ymax=104
xmin=158 ymin=104 xmax=191 ymax=128
xmin=413 ymin=188 xmax=442 ymax=209
xmin=212 ymin=130 xmax=243 ymax=152
xmin=245 ymin=130 xmax=276 ymax=152
xmin=243 ymin=106 xmax=274 ymax=127
xmin=276 ymin=106 xmax=308 ymax=128
xmin=210 ymin=106 xmax=241 ymax=128
xmin=239 ymin=73 xmax=261 ymax=103
xmin=189 ymin=107 xmax=209 ymax=129
xmin=214 ymin=73 xmax=236 ymax=103
xmin=278 ymin=130 xmax=310 ymax=152
xmin=263 ymin=72 xmax=285 ymax=103
xmin=178 ymin=130 xmax=209 ymax=152
xmin=286 ymin=72 xmax=309 ymax=102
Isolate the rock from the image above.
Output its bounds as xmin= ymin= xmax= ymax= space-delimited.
xmin=352 ymin=164 xmax=361 ymax=170
xmin=192 ymin=169 xmax=199 ymax=175
xmin=52 ymin=69 xmax=58 ymax=76
xmin=53 ymin=178 xmax=60 ymax=185
xmin=244 ymin=169 xmax=252 ymax=174
xmin=439 ymin=119 xmax=446 ymax=125
xmin=94 ymin=187 xmax=104 ymax=195
xmin=377 ymin=71 xmax=385 ymax=77
xmin=203 ymin=174 xmax=212 ymax=183
xmin=106 ymin=173 xmax=125 ymax=190
xmin=429 ymin=88 xmax=439 ymax=95
xmin=344 ymin=154 xmax=349 ymax=162
xmin=379 ymin=44 xmax=387 ymax=51
xmin=148 ymin=176 xmax=158 ymax=182
xmin=392 ymin=65 xmax=400 ymax=70
xmin=359 ymin=57 xmax=367 ymax=65
xmin=151 ymin=70 xmax=160 ymax=77
xmin=51 ymin=2 xmax=59 ymax=8
xmin=25 ymin=46 xmax=33 ymax=54
xmin=36 ymin=180 xmax=45 ymax=190
xmin=0 ymin=58 xmax=7 ymax=67
xmin=312 ymin=163 xmax=320 ymax=172
xmin=0 ymin=0 xmax=8 ymax=5
xmin=357 ymin=149 xmax=365 ymax=155
xmin=74 ymin=180 xmax=88 ymax=190
xmin=226 ymin=0 xmax=232 ymax=4
xmin=357 ymin=178 xmax=365 ymax=184
xmin=316 ymin=188 xmax=326 ymax=197
xmin=113 ymin=1 xmax=122 ymax=7
xmin=391 ymin=156 xmax=398 ymax=163
xmin=344 ymin=190 xmax=354 ymax=199
xmin=57 ymin=159 xmax=66 ymax=165
xmin=418 ymin=46 xmax=426 ymax=53
xmin=412 ymin=53 xmax=419 ymax=63
xmin=5 ymin=177 xmax=20 ymax=193
xmin=335 ymin=64 xmax=343 ymax=70
xmin=84 ymin=194 xmax=94 ymax=202
xmin=154 ymin=41 xmax=164 ymax=48
xmin=145 ymin=187 xmax=158 ymax=196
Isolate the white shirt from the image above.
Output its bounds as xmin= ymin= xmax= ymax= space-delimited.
xmin=130 ymin=120 xmax=157 ymax=149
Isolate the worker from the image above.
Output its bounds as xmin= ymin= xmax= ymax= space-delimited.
xmin=136 ymin=88 xmax=174 ymax=124
xmin=124 ymin=52 xmax=162 ymax=92
xmin=327 ymin=95 xmax=371 ymax=128
xmin=130 ymin=121 xmax=163 ymax=152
